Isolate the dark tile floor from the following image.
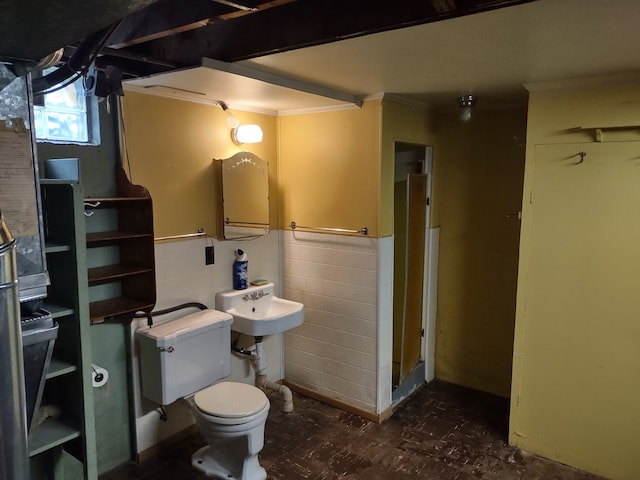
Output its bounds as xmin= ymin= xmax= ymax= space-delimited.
xmin=101 ymin=381 xmax=604 ymax=480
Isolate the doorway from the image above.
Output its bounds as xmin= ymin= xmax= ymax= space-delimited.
xmin=392 ymin=142 xmax=432 ymax=399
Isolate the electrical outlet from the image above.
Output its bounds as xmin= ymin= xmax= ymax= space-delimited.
xmin=205 ymin=246 xmax=215 ymax=265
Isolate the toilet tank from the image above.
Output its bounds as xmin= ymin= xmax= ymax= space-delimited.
xmin=136 ymin=309 xmax=233 ymax=405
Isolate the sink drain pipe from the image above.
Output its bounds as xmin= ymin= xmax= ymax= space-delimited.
xmin=253 ymin=336 xmax=294 ymax=413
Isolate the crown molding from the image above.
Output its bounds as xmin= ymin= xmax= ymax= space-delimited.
xmin=381 ymin=93 xmax=432 ymax=110
xmin=525 ymin=71 xmax=640 ymax=93
xmin=122 ymin=83 xmax=277 ymax=115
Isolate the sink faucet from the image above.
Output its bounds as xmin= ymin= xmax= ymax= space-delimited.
xmin=242 ymin=290 xmax=270 ymax=302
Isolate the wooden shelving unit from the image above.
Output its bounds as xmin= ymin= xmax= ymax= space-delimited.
xmin=86 ymin=230 xmax=152 ymax=244
xmin=88 ymin=264 xmax=154 ymax=285
xmin=84 ymin=167 xmax=156 ymax=324
xmin=32 ymin=181 xmax=98 ymax=479
xmin=89 ymin=296 xmax=155 ymax=322
xmin=31 ymin=170 xmax=156 ymax=477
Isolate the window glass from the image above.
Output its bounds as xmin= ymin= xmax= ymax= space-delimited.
xmin=34 ymin=74 xmax=91 ymax=143
xmin=44 ymin=111 xmax=87 ymax=141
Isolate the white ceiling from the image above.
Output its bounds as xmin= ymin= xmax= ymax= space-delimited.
xmin=125 ymin=0 xmax=640 ymax=114
xmin=124 ymin=63 xmax=359 ymax=113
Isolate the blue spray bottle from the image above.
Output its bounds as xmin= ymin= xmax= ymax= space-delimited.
xmin=233 ymin=249 xmax=248 ymax=290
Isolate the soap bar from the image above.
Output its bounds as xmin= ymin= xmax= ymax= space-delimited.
xmin=251 ymin=279 xmax=268 ymax=286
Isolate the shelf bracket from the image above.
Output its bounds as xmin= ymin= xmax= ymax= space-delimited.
xmin=595 ymin=128 xmax=603 ymax=142
xmin=579 ymin=124 xmax=640 ymax=142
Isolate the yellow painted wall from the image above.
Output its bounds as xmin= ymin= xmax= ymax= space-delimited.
xmin=119 ymin=92 xmax=278 ymax=239
xmin=433 ymin=107 xmax=527 ymax=397
xmin=380 ymin=99 xmax=437 ymax=236
xmin=278 ymin=100 xmax=381 ymax=236
xmin=510 ymin=80 xmax=640 ymax=480
xmin=379 ymin=100 xmax=526 ymax=396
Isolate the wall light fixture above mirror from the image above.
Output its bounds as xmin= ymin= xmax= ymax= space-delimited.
xmin=231 ymin=124 xmax=263 ymax=144
xmin=217 ymin=101 xmax=263 ymax=145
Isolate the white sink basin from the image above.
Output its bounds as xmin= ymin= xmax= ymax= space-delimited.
xmin=215 ymin=282 xmax=304 ymax=336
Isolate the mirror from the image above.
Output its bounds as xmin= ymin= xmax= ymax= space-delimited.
xmin=217 ymin=151 xmax=269 ymax=239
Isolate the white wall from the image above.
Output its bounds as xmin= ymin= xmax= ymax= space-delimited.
xmin=377 ymin=236 xmax=393 ymax=413
xmin=131 ymin=233 xmax=281 ymax=454
xmin=282 ymin=230 xmax=381 ymax=413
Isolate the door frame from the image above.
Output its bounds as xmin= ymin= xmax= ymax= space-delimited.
xmin=420 ymin=146 xmax=436 ymax=382
xmin=392 ymin=142 xmax=435 ymax=388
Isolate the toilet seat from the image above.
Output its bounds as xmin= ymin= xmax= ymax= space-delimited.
xmin=194 ymin=382 xmax=268 ymax=424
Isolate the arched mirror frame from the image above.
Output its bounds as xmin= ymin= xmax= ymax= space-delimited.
xmin=216 ymin=151 xmax=270 ymax=240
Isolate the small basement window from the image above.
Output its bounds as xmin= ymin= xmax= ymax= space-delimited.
xmin=33 ymin=71 xmax=100 ymax=145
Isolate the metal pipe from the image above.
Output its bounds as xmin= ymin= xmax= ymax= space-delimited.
xmin=224 ymin=219 xmax=269 ymax=228
xmin=155 ymin=231 xmax=206 ymax=242
xmin=289 ymin=221 xmax=368 ymax=236
xmin=132 ymin=301 xmax=208 ymax=327
xmin=256 ymin=373 xmax=293 ymax=413
xmin=253 ymin=338 xmax=294 ymax=413
xmin=32 ymin=23 xmax=120 ymax=94
xmin=0 ymin=212 xmax=30 ymax=479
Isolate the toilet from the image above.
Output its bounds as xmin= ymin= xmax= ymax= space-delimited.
xmin=136 ymin=309 xmax=270 ymax=480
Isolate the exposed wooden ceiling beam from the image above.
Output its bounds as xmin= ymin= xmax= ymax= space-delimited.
xmin=128 ymin=0 xmax=538 ymax=65
xmin=430 ymin=0 xmax=457 ymax=14
xmin=211 ymin=0 xmax=258 ymax=12
xmin=215 ymin=0 xmax=297 ymax=21
xmin=0 ymin=0 xmax=159 ymax=62
xmin=108 ymin=0 xmax=228 ymax=48
xmin=108 ymin=0 xmax=297 ymax=49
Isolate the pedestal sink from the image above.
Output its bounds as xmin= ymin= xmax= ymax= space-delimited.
xmin=216 ymin=282 xmax=303 ymax=412
xmin=215 ymin=282 xmax=304 ymax=336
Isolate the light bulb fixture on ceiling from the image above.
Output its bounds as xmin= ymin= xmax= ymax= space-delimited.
xmin=458 ymin=94 xmax=475 ymax=122
xmin=218 ymin=101 xmax=240 ymax=128
xmin=231 ymin=124 xmax=263 ymax=145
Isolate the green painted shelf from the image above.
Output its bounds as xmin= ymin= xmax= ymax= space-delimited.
xmin=45 ymin=242 xmax=71 ymax=254
xmin=38 ymin=181 xmax=98 ymax=478
xmin=29 ymin=417 xmax=81 ymax=457
xmin=42 ymin=302 xmax=74 ymax=319
xmin=46 ymin=357 xmax=77 ymax=380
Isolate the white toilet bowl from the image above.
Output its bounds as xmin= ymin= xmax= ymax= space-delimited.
xmin=135 ymin=311 xmax=271 ymax=479
xmin=191 ymin=381 xmax=270 ymax=480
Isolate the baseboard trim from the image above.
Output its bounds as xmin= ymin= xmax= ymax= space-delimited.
xmin=136 ymin=424 xmax=198 ymax=464
xmin=284 ymin=380 xmax=393 ymax=424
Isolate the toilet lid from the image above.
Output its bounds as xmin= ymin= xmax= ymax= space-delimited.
xmin=194 ymin=382 xmax=268 ymax=418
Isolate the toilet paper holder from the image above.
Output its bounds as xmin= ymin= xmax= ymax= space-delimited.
xmin=92 ymin=366 xmax=103 ymax=383
xmin=91 ymin=364 xmax=109 ymax=388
